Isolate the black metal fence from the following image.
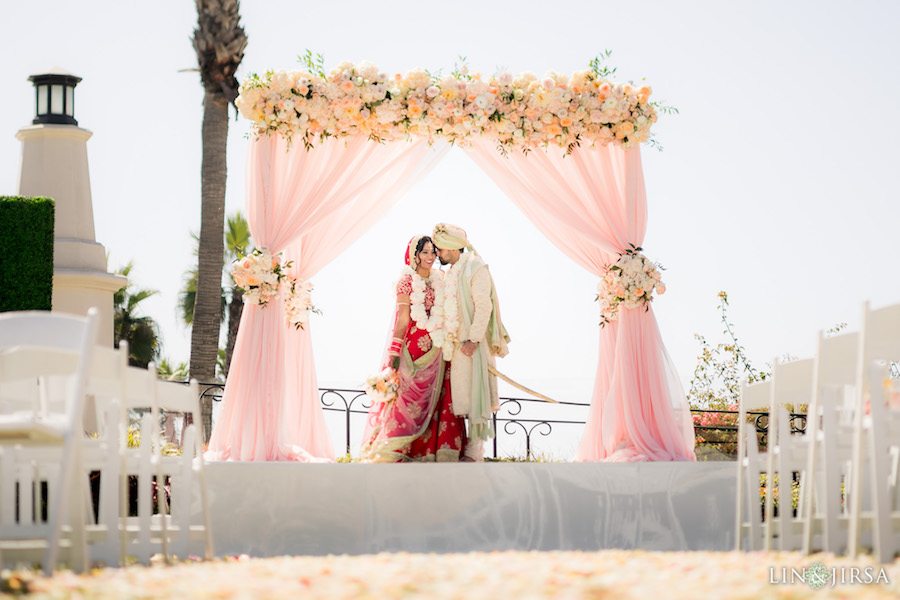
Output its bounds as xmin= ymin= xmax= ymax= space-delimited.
xmin=199 ymin=384 xmax=809 ymax=461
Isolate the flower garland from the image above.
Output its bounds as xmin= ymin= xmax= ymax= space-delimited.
xmin=237 ymin=58 xmax=658 ymax=152
xmin=283 ymin=277 xmax=318 ymax=330
xmin=231 ymin=248 xmax=288 ymax=307
xmin=231 ymin=248 xmax=318 ymax=330
xmin=440 ymin=251 xmax=472 ymax=360
xmin=402 ymin=266 xmax=445 ymax=349
xmin=596 ymin=244 xmax=666 ymax=327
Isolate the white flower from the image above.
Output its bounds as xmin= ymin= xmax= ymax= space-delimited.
xmin=239 ymin=61 xmax=658 ymax=152
xmin=595 ymin=249 xmax=664 ymax=326
xmin=402 ymin=266 xmax=445 ymax=339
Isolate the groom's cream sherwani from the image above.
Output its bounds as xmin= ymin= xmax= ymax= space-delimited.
xmin=449 ymin=252 xmax=510 ymax=441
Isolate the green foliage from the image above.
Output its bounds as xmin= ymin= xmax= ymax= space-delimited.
xmin=179 ymin=212 xmax=250 ymax=326
xmin=113 ymin=262 xmax=161 ymax=368
xmin=588 ymin=50 xmax=617 ymax=80
xmin=688 ymin=291 xmax=768 ymax=411
xmin=299 ymin=49 xmax=327 ymax=79
xmin=126 ymin=422 xmax=180 ymax=456
xmin=157 ymin=358 xmax=190 ymax=381
xmin=0 ymin=196 xmax=54 ymax=312
xmin=451 ymin=55 xmax=471 ymax=80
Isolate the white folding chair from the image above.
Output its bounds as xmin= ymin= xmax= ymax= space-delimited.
xmin=801 ymin=330 xmax=859 ymax=554
xmin=153 ymin=379 xmax=213 ymax=561
xmin=119 ymin=372 xmax=213 ymax=563
xmin=0 ymin=308 xmax=99 ymax=573
xmin=78 ymin=342 xmax=133 ymax=567
xmin=849 ymin=301 xmax=900 ymax=561
xmin=735 ymin=377 xmax=774 ymax=551
xmin=770 ymin=357 xmax=815 ymax=551
xmin=117 ymin=363 xmax=162 ymax=564
xmin=862 ymin=363 xmax=900 ymax=562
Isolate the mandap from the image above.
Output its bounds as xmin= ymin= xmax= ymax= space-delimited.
xmin=205 ymin=60 xmax=696 ymax=464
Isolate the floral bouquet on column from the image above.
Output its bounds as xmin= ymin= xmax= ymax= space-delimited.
xmin=596 ymin=244 xmax=665 ymax=327
xmin=231 ymin=248 xmax=289 ymax=306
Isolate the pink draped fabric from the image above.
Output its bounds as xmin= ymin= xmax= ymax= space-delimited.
xmin=464 ymin=139 xmax=695 ymax=462
xmin=206 ymin=135 xmax=448 ymax=461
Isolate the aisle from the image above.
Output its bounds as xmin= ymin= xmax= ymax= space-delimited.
xmin=12 ymin=550 xmax=898 ymax=599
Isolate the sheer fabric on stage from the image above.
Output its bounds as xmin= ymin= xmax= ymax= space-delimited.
xmin=206 ymin=135 xmax=449 ymax=461
xmin=465 ymin=139 xmax=695 ymax=462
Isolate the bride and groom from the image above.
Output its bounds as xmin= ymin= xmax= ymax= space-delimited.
xmin=360 ymin=223 xmax=510 ymax=463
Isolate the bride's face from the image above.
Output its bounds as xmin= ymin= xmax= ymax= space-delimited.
xmin=417 ymin=242 xmax=436 ymax=270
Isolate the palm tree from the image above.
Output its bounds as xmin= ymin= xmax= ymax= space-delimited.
xmin=157 ymin=358 xmax=190 ymax=382
xmin=179 ymin=212 xmax=251 ymax=378
xmin=223 ymin=212 xmax=250 ymax=376
xmin=190 ymin=0 xmax=247 ymax=441
xmin=113 ymin=263 xmax=161 ymax=368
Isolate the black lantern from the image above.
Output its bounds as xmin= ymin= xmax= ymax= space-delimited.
xmin=28 ymin=69 xmax=82 ymax=126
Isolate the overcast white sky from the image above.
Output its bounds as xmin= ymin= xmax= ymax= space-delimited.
xmin=2 ymin=1 xmax=899 ymax=456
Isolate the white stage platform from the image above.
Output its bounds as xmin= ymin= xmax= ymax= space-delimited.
xmin=199 ymin=462 xmax=736 ymax=557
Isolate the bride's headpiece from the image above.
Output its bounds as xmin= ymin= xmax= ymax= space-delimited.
xmin=406 ymin=235 xmax=430 ymax=267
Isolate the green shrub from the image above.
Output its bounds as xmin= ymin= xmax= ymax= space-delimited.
xmin=0 ymin=196 xmax=55 ymax=311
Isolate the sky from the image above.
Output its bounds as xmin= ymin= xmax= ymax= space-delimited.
xmin=2 ymin=1 xmax=899 ymax=458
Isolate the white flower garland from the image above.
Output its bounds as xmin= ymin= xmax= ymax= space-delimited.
xmin=440 ymin=252 xmax=471 ymax=360
xmin=401 ymin=266 xmax=445 ymax=349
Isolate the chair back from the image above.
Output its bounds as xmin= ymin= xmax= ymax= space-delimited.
xmin=863 ymin=302 xmax=900 ymax=363
xmin=817 ymin=331 xmax=859 ymax=387
xmin=773 ymin=358 xmax=814 ymax=407
xmin=155 ymin=380 xmax=201 ymax=422
xmin=0 ymin=311 xmax=96 ymax=350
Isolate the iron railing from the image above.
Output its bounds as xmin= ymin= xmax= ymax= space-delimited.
xmin=199 ymin=384 xmax=808 ymax=460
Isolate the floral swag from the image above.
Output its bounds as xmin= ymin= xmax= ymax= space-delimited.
xmin=236 ymin=56 xmax=660 ymax=153
xmin=231 ymin=248 xmax=317 ymax=330
xmin=595 ymin=245 xmax=665 ymax=327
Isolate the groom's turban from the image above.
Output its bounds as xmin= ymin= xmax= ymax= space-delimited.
xmin=432 ymin=223 xmax=467 ymax=250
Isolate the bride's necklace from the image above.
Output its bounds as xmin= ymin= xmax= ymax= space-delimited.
xmin=401 ymin=265 xmax=445 ymax=349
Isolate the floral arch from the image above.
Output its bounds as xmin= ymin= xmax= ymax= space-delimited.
xmin=205 ymin=59 xmax=696 ymax=463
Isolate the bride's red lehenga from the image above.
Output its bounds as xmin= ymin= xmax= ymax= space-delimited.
xmin=360 ymin=243 xmax=467 ymax=462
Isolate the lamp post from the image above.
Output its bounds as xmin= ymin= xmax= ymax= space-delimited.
xmin=28 ymin=70 xmax=82 ymax=126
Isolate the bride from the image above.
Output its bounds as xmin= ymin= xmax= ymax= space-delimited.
xmin=360 ymin=235 xmax=467 ymax=462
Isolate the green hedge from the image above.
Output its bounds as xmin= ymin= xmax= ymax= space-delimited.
xmin=0 ymin=196 xmax=55 ymax=312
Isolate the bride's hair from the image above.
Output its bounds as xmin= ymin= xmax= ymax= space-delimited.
xmin=415 ymin=236 xmax=434 ymax=257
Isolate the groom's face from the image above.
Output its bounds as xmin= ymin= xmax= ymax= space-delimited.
xmin=436 ymin=248 xmax=458 ymax=265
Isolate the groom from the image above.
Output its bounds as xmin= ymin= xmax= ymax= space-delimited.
xmin=433 ymin=223 xmax=510 ymax=462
